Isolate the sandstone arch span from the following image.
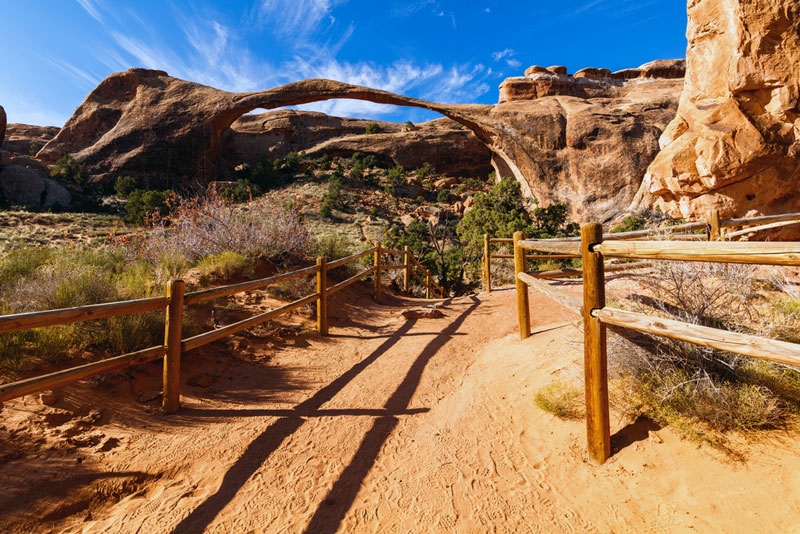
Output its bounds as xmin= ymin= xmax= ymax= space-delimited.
xmin=37 ymin=69 xmax=524 ymax=200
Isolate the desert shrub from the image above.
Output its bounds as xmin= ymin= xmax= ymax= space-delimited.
xmin=365 ymin=122 xmax=381 ymax=134
xmin=369 ymin=206 xmax=378 ymax=217
xmin=221 ymin=180 xmax=261 ymax=202
xmin=456 ymin=177 xmax=531 ymax=260
xmin=28 ymin=143 xmax=40 ymax=156
xmin=124 ymin=189 xmax=175 ymax=225
xmin=116 ymin=190 xmax=309 ymax=263
xmin=416 ymin=162 xmax=434 ymax=180
xmin=610 ymin=215 xmax=646 ymax=234
xmin=535 ymin=382 xmax=584 ymax=419
xmin=51 ymin=155 xmax=89 ymax=185
xmin=612 ymin=261 xmax=800 ymax=436
xmin=114 ymin=176 xmax=137 ymax=198
xmin=0 ymin=247 xmax=164 ymax=371
xmin=349 ymin=160 xmax=365 ymax=182
xmin=196 ymin=251 xmax=253 ymax=286
xmin=414 ymin=195 xmax=426 ymax=205
xmin=436 ymin=189 xmax=451 ymax=203
xmin=315 ymin=234 xmax=355 ymax=261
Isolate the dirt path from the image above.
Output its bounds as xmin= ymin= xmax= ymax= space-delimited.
xmin=2 ymin=282 xmax=800 ymax=533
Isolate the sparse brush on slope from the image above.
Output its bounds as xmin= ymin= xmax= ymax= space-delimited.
xmin=611 ymin=261 xmax=800 ymax=441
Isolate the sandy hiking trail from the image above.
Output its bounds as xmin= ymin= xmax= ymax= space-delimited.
xmin=1 ymin=281 xmax=800 ymax=533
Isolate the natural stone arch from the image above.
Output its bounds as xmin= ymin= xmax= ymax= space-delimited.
xmin=210 ymin=78 xmax=519 ymax=185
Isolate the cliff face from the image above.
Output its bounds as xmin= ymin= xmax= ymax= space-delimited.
xmin=227 ymin=111 xmax=493 ymax=178
xmin=490 ymin=63 xmax=683 ymax=220
xmin=1 ymin=123 xmax=59 ymax=155
xmin=635 ymin=0 xmax=800 ymax=220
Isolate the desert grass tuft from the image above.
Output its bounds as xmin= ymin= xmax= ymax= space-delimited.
xmin=534 ymin=382 xmax=585 ymax=419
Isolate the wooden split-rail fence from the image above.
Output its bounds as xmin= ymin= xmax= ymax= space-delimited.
xmin=506 ymin=210 xmax=800 ymax=464
xmin=0 ymin=243 xmax=444 ymax=412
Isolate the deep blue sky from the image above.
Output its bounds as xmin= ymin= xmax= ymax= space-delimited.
xmin=0 ymin=0 xmax=687 ymax=126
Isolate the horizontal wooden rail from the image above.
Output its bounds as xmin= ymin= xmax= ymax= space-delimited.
xmin=593 ymin=307 xmax=800 ymax=367
xmin=517 ymin=240 xmax=581 ymax=256
xmin=183 ymin=293 xmax=320 ymax=351
xmin=491 ymin=253 xmax=579 ymax=260
xmin=516 ymin=272 xmax=582 ymax=313
xmin=721 ymin=212 xmax=800 ymax=229
xmin=184 ymin=265 xmax=319 ymax=305
xmin=0 ymin=297 xmax=170 ymax=334
xmin=490 ymin=238 xmax=514 ymax=243
xmin=327 ymin=266 xmax=377 ymax=296
xmin=326 ymin=247 xmax=377 ymax=270
xmin=596 ymin=240 xmax=800 ymax=265
xmin=381 ymin=264 xmax=406 ymax=270
xmin=382 ymin=248 xmax=406 ymax=256
xmin=0 ymin=345 xmax=166 ymax=403
xmin=726 ymin=219 xmax=800 ymax=239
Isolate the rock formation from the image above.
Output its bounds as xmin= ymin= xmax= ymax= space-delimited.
xmin=0 ymin=106 xmax=71 ymax=208
xmin=634 ymin=0 xmax=800 ymax=220
xmin=38 ymin=65 xmax=684 ymax=221
xmin=493 ymin=61 xmax=683 ymax=220
xmin=2 ymin=123 xmax=59 ymax=155
xmin=228 ymin=111 xmax=492 ymax=178
xmin=0 ymin=105 xmax=5 ymax=148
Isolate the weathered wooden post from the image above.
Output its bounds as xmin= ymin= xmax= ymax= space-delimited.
xmin=403 ymin=245 xmax=410 ymax=293
xmin=513 ymin=231 xmax=531 ymax=339
xmin=374 ymin=242 xmax=382 ymax=303
xmin=316 ymin=256 xmax=328 ymax=335
xmin=162 ymin=279 xmax=184 ymax=414
xmin=706 ymin=209 xmax=721 ymax=241
xmin=484 ymin=233 xmax=492 ymax=293
xmin=580 ymin=223 xmax=611 ymax=464
xmin=425 ymin=274 xmax=432 ymax=299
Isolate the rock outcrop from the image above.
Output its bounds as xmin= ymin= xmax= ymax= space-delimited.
xmin=634 ymin=0 xmax=800 ymax=220
xmin=0 ymin=105 xmax=6 ymax=148
xmin=38 ymin=66 xmax=683 ymax=221
xmin=2 ymin=123 xmax=59 ymax=155
xmin=0 ymin=107 xmax=71 ymax=208
xmin=228 ymin=111 xmax=492 ymax=177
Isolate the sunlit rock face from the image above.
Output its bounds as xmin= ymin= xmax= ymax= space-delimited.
xmin=634 ymin=0 xmax=800 ymax=220
xmin=494 ymin=62 xmax=683 ymax=221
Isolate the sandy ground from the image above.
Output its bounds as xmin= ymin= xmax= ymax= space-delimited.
xmin=2 ymin=280 xmax=800 ymax=533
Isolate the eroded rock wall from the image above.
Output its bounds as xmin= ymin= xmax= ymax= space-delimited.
xmin=228 ymin=111 xmax=493 ymax=178
xmin=634 ymin=0 xmax=800 ymax=219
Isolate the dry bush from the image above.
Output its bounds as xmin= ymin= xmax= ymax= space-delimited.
xmin=611 ymin=261 xmax=800 ymax=436
xmin=116 ymin=190 xmax=310 ymax=264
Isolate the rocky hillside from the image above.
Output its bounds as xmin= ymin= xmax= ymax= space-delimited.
xmin=227 ymin=111 xmax=492 ymax=178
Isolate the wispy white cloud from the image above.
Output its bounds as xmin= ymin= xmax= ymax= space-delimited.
xmin=72 ymin=0 xmax=490 ymax=120
xmin=491 ymin=48 xmax=521 ymax=69
xmin=75 ymin=0 xmax=105 ymax=23
xmin=40 ymin=55 xmax=101 ymax=89
xmin=257 ymin=0 xmax=345 ymax=38
xmin=0 ymin=89 xmax=68 ymax=126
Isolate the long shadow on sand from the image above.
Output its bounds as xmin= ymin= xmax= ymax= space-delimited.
xmin=302 ymin=295 xmax=481 ymax=534
xmin=171 ymin=316 xmax=418 ymax=533
xmin=171 ymin=295 xmax=480 ymax=534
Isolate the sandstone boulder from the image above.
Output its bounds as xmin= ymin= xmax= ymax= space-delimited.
xmin=0 ymin=164 xmax=45 ymax=205
xmin=0 ymin=163 xmax=71 ymax=207
xmin=0 ymin=105 xmax=5 ymax=147
xmin=574 ymin=68 xmax=612 ymax=79
xmin=633 ymin=0 xmax=800 ymax=220
xmin=546 ymin=66 xmax=568 ymax=75
xmin=434 ymin=177 xmax=458 ymax=190
xmin=524 ymin=65 xmax=550 ymax=76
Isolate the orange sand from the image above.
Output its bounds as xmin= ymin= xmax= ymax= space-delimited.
xmin=1 ymin=282 xmax=799 ymax=533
